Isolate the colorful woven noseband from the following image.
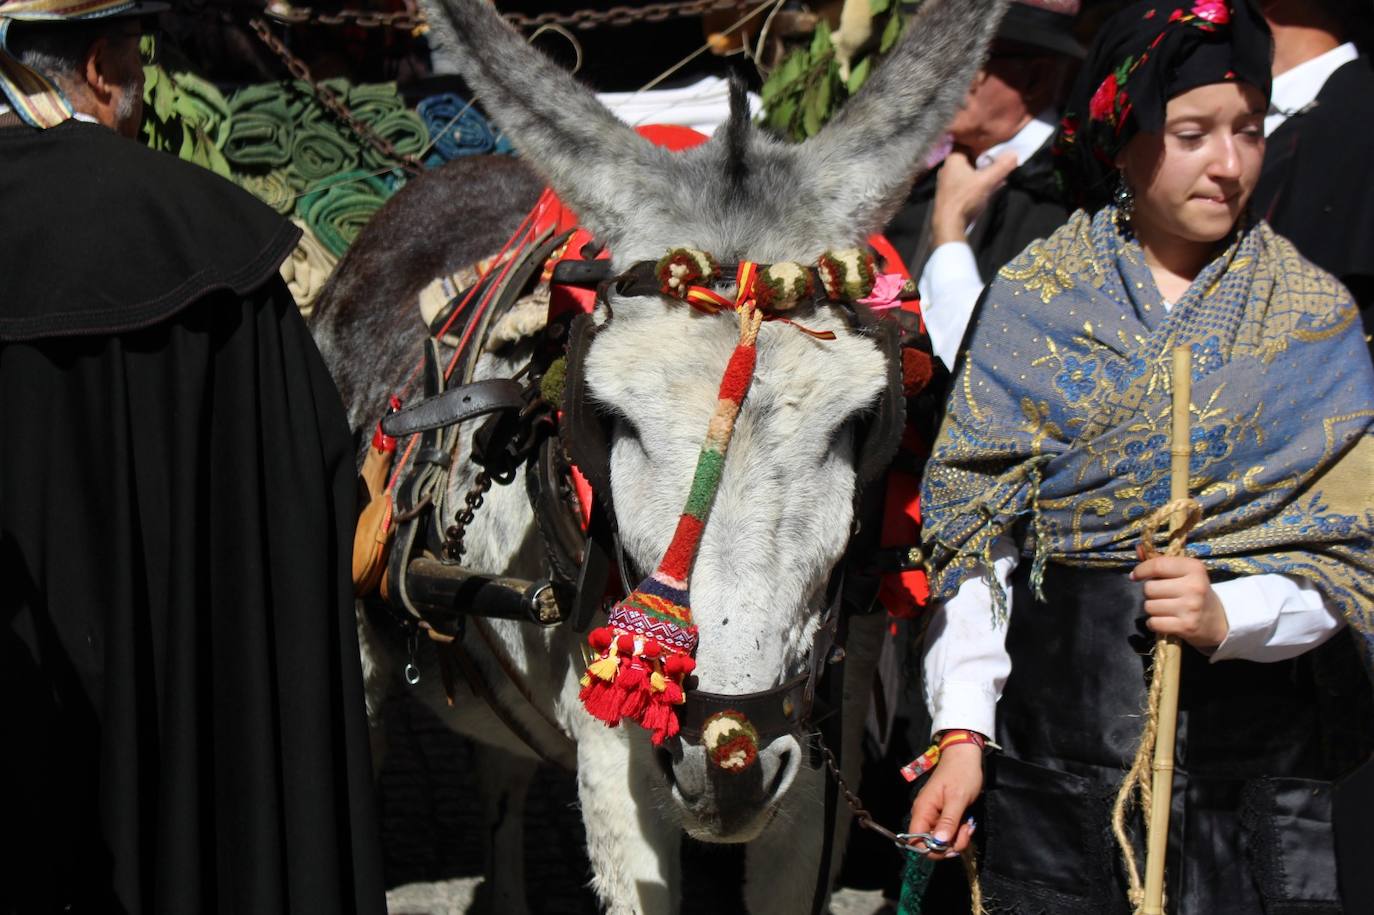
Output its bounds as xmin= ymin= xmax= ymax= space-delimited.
xmin=579 ymin=261 xmax=766 ymax=745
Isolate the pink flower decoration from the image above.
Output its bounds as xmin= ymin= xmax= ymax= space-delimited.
xmin=1192 ymin=0 xmax=1229 ymax=23
xmin=1089 ymin=73 xmax=1119 ymax=122
xmin=858 ymin=273 xmax=909 ymax=312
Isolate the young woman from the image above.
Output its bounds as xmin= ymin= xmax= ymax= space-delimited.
xmin=908 ymin=1 xmax=1374 ymax=911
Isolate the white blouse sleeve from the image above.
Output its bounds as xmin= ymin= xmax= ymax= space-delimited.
xmin=1209 ymin=574 xmax=1345 ymax=663
xmin=921 ymin=535 xmax=1018 ymax=738
xmin=916 ymin=241 xmax=985 ymax=372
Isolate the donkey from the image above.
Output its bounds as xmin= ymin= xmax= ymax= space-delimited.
xmin=312 ymin=0 xmax=1008 ymax=910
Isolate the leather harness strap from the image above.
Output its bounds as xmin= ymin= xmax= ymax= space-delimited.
xmin=381 ymin=378 xmax=526 ymax=439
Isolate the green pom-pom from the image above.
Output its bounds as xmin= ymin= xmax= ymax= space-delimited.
xmin=541 ymin=357 xmax=568 ymax=405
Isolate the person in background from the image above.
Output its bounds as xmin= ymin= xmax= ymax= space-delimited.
xmin=1253 ymin=0 xmax=1374 ymax=348
xmin=0 ymin=2 xmax=384 ymax=912
xmin=906 ymin=0 xmax=1374 ymax=911
xmin=884 ymin=0 xmax=1082 ymax=371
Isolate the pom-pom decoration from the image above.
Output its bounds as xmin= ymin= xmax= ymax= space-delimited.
xmin=702 ymin=710 xmax=761 ymax=772
xmin=817 ymin=248 xmax=878 ymax=302
xmin=656 ymin=248 xmax=718 ymax=298
xmin=754 ymin=261 xmax=813 ymax=311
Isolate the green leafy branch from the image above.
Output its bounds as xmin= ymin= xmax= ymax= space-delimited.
xmin=759 ymin=0 xmax=910 ymax=141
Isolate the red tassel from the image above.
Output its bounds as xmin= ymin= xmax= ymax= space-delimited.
xmin=642 ymin=693 xmax=681 ymax=745
xmin=616 ymin=656 xmax=652 ymax=721
xmin=580 ymin=676 xmax=622 ymax=725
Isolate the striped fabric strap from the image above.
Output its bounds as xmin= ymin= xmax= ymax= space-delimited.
xmin=0 ymin=0 xmax=136 ymax=128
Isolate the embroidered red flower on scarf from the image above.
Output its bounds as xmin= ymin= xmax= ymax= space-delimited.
xmin=1090 ymin=73 xmax=1119 ymax=122
xmin=1192 ymin=0 xmax=1229 ymax=23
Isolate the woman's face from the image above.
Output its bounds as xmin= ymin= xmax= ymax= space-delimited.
xmin=1117 ymin=81 xmax=1267 ymax=246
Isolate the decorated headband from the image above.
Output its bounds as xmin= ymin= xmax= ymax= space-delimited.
xmin=0 ymin=0 xmax=146 ymax=128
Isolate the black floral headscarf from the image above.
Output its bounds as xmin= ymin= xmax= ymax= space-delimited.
xmin=1052 ymin=0 xmax=1272 ymax=209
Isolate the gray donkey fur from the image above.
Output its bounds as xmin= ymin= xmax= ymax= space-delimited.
xmin=438 ymin=0 xmax=1007 ymax=266
xmin=334 ymin=1 xmax=1009 ymax=910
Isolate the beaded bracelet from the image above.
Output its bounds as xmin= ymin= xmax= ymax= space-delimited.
xmin=899 ymin=729 xmax=990 ymax=783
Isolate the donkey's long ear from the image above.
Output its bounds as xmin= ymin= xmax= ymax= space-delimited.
xmin=803 ymin=0 xmax=1010 ymax=238
xmin=431 ymin=0 xmax=668 ymax=248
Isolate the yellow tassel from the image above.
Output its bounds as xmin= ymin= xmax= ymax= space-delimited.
xmin=650 ymin=671 xmax=667 ymax=692
xmin=588 ymin=655 xmax=620 ymax=682
xmin=579 ymin=673 xmax=591 ymax=688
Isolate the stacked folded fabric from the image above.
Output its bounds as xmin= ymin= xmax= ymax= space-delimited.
xmin=139 ymin=68 xmax=521 ymax=286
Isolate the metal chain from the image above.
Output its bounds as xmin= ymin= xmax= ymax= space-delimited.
xmin=442 ymin=470 xmax=493 ymax=562
xmin=502 ymin=0 xmax=748 ymax=30
xmin=264 ymin=0 xmax=750 ymax=33
xmin=817 ymin=734 xmax=907 ymax=848
xmin=264 ymin=2 xmax=424 ymax=31
xmin=248 ymin=16 xmax=426 ymax=175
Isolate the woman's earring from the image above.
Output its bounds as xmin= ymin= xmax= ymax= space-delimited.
xmin=1114 ymin=172 xmax=1135 ymax=226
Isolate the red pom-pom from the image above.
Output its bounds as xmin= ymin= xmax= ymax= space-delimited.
xmin=642 ymin=640 xmax=662 ymax=659
xmin=616 ymin=634 xmax=636 ymax=655
xmin=588 ymin=627 xmax=613 ymax=652
xmin=665 ymin=655 xmax=695 ymax=678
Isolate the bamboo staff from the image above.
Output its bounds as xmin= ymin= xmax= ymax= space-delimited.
xmin=1111 ymin=347 xmax=1200 ymax=913
xmin=1140 ymin=346 xmax=1192 ymax=915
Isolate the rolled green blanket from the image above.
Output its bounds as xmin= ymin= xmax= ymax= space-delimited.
xmin=290 ymin=114 xmax=359 ymax=184
xmin=237 ymin=169 xmax=296 ymax=215
xmin=170 ymin=70 xmax=231 ymax=149
xmin=224 ymin=82 xmax=294 ymax=168
xmin=359 ymin=108 xmax=429 ymax=171
xmin=296 ymin=170 xmax=390 ymax=258
xmin=347 ymin=81 xmax=403 ymax=125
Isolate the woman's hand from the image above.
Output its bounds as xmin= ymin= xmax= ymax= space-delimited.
xmin=1131 ymin=550 xmax=1229 ymax=651
xmin=907 ymin=742 xmax=983 ymax=859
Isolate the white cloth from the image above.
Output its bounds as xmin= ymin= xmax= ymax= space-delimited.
xmin=596 ymin=76 xmax=762 ymax=137
xmin=923 ymin=536 xmax=1347 ymax=736
xmin=916 ymin=110 xmax=1058 ymax=370
xmin=1265 ymin=42 xmax=1358 ymax=136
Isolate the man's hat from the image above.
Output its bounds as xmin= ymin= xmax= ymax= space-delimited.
xmin=996 ymin=0 xmax=1085 ymax=59
xmin=0 ymin=0 xmax=168 ymax=129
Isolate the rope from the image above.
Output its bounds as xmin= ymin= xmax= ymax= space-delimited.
xmin=963 ymin=852 xmax=985 ymax=915
xmin=1110 ymin=496 xmax=1202 ymax=911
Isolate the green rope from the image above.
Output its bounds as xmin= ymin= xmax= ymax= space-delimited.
xmin=897 ymin=850 xmax=936 ymax=914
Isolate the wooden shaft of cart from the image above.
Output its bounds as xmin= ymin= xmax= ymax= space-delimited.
xmin=1142 ymin=346 xmax=1192 ymax=915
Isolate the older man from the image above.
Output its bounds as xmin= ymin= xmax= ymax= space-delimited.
xmin=0 ymin=3 xmax=383 ymax=912
xmin=884 ymin=0 xmax=1080 ymax=371
xmin=1252 ymin=0 xmax=1374 ymax=349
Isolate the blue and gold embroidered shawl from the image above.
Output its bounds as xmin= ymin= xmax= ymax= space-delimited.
xmin=921 ymin=206 xmax=1374 ymax=665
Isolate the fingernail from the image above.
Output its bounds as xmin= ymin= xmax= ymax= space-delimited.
xmin=947 ymin=851 xmax=961 ymax=858
xmin=966 ymin=817 xmax=977 ymax=833
xmin=933 ymin=830 xmax=950 ymax=843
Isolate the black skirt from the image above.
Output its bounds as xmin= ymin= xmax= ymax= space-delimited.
xmin=931 ymin=562 xmax=1374 ymax=915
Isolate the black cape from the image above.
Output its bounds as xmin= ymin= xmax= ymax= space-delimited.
xmin=884 ymin=139 xmax=1072 ymax=287
xmin=0 ymin=119 xmax=385 ymax=914
xmin=1251 ymin=56 xmax=1374 ymax=346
